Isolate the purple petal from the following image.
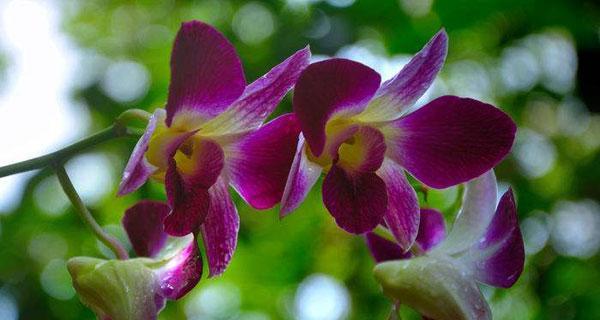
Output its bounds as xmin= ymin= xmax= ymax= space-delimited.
xmin=228 ymin=114 xmax=301 ymax=209
xmin=155 ymin=235 xmax=203 ymax=300
xmin=322 ymin=165 xmax=388 ymax=234
xmin=389 ymin=96 xmax=516 ymax=188
xmin=117 ymin=109 xmax=162 ymax=195
xmin=166 ymin=21 xmax=246 ymax=126
xmin=336 ymin=126 xmax=386 ymax=172
xmin=123 ymin=200 xmax=170 ymax=258
xmin=164 ymin=139 xmax=226 ymax=236
xmin=293 ymin=58 xmax=381 ymax=156
xmin=438 ymin=171 xmax=498 ymax=254
xmin=467 ymin=189 xmax=525 ymax=288
xmin=280 ymin=135 xmax=322 ymax=217
xmin=365 ymin=232 xmax=411 ymax=263
xmin=360 ymin=30 xmax=448 ymax=122
xmin=416 ymin=209 xmax=446 ymax=251
xmin=202 ymin=47 xmax=310 ymax=135
xmin=378 ymin=159 xmax=419 ymax=251
xmin=201 ymin=178 xmax=240 ymax=277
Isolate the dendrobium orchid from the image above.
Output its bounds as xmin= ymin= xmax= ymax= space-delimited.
xmin=368 ymin=171 xmax=525 ymax=320
xmin=282 ymin=29 xmax=516 ymax=250
xmin=118 ymin=21 xmax=310 ymax=275
xmin=68 ymin=201 xmax=202 ymax=320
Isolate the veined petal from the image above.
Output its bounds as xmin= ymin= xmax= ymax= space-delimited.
xmin=374 ymin=255 xmax=491 ymax=320
xmin=164 ymin=139 xmax=225 ymax=236
xmin=154 ymin=234 xmax=203 ymax=300
xmin=201 ymin=177 xmax=240 ymax=277
xmin=378 ymin=159 xmax=419 ymax=251
xmin=293 ymin=58 xmax=381 ymax=156
xmin=437 ymin=171 xmax=497 ymax=254
xmin=388 ymin=96 xmax=516 ymax=188
xmin=227 ymin=114 xmax=301 ymax=209
xmin=280 ymin=135 xmax=322 ymax=217
xmin=201 ymin=47 xmax=310 ymax=136
xmin=123 ymin=200 xmax=170 ymax=258
xmin=166 ymin=20 xmax=246 ymax=126
xmin=464 ymin=189 xmax=525 ymax=288
xmin=323 ymin=165 xmax=388 ymax=234
xmin=417 ymin=208 xmax=446 ymax=251
xmin=358 ymin=30 xmax=448 ymax=122
xmin=117 ymin=109 xmax=163 ymax=195
xmin=365 ymin=232 xmax=410 ymax=263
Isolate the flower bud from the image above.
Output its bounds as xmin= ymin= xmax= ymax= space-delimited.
xmin=67 ymin=257 xmax=164 ymax=320
xmin=373 ymin=255 xmax=491 ymax=320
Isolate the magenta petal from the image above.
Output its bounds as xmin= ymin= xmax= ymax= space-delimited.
xmin=156 ymin=236 xmax=203 ymax=300
xmin=416 ymin=209 xmax=446 ymax=251
xmin=440 ymin=171 xmax=498 ymax=254
xmin=369 ymin=30 xmax=447 ymax=119
xmin=215 ymin=47 xmax=310 ymax=133
xmin=117 ymin=110 xmax=161 ymax=195
xmin=123 ymin=200 xmax=170 ymax=258
xmin=201 ymin=178 xmax=240 ymax=277
xmin=293 ymin=58 xmax=381 ymax=156
xmin=468 ymin=189 xmax=525 ymax=288
xmin=228 ymin=114 xmax=301 ymax=209
xmin=280 ymin=135 xmax=322 ymax=217
xmin=378 ymin=159 xmax=419 ymax=251
xmin=166 ymin=21 xmax=246 ymax=126
xmin=390 ymin=96 xmax=516 ymax=188
xmin=365 ymin=232 xmax=411 ymax=263
xmin=323 ymin=165 xmax=388 ymax=234
xmin=163 ymin=158 xmax=212 ymax=236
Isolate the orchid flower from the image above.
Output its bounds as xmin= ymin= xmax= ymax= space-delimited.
xmin=368 ymin=171 xmax=525 ymax=320
xmin=282 ymin=29 xmax=516 ymax=250
xmin=117 ymin=21 xmax=310 ymax=275
xmin=68 ymin=201 xmax=202 ymax=320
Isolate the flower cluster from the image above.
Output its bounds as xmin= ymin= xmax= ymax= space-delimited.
xmin=68 ymin=20 xmax=524 ymax=320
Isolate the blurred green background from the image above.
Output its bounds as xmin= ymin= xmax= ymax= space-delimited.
xmin=0 ymin=0 xmax=598 ymax=319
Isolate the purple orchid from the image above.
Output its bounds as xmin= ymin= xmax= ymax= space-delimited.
xmin=369 ymin=171 xmax=525 ymax=320
xmin=117 ymin=21 xmax=310 ymax=275
xmin=282 ymin=29 xmax=516 ymax=250
xmin=68 ymin=201 xmax=202 ymax=320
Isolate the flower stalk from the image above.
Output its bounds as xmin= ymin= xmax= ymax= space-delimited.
xmin=55 ymin=165 xmax=129 ymax=260
xmin=0 ymin=109 xmax=149 ymax=178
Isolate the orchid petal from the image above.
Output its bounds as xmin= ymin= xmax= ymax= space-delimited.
xmin=388 ymin=96 xmax=516 ymax=188
xmin=378 ymin=159 xmax=419 ymax=251
xmin=323 ymin=164 xmax=388 ymax=234
xmin=464 ymin=189 xmax=525 ymax=288
xmin=166 ymin=21 xmax=245 ymax=126
xmin=117 ymin=109 xmax=162 ymax=195
xmin=365 ymin=232 xmax=410 ymax=263
xmin=154 ymin=234 xmax=203 ymax=300
xmin=293 ymin=58 xmax=381 ymax=156
xmin=164 ymin=139 xmax=224 ymax=236
xmin=437 ymin=171 xmax=497 ymax=254
xmin=280 ymin=135 xmax=322 ymax=217
xmin=201 ymin=47 xmax=310 ymax=136
xmin=123 ymin=200 xmax=170 ymax=258
xmin=417 ymin=209 xmax=446 ymax=251
xmin=358 ymin=30 xmax=448 ymax=122
xmin=227 ymin=114 xmax=301 ymax=209
xmin=201 ymin=177 xmax=240 ymax=277
xmin=374 ymin=255 xmax=491 ymax=320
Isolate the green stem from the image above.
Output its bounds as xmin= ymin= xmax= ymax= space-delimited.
xmin=0 ymin=123 xmax=141 ymax=179
xmin=55 ymin=165 xmax=129 ymax=260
